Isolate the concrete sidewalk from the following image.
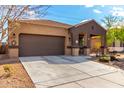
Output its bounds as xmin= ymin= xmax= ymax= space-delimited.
xmin=20 ymin=56 xmax=124 ymax=88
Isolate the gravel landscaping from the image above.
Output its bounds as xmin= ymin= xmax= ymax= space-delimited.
xmin=91 ymin=53 xmax=124 ymax=70
xmin=0 ymin=58 xmax=35 ymax=88
xmin=110 ymin=53 xmax=124 ymax=70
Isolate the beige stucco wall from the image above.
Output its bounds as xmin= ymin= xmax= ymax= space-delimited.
xmin=72 ymin=48 xmax=79 ymax=56
xmin=8 ymin=22 xmax=71 ymax=57
xmin=8 ymin=48 xmax=19 ymax=58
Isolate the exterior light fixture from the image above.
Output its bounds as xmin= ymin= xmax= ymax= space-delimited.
xmin=12 ymin=33 xmax=16 ymax=38
xmin=75 ymin=40 xmax=79 ymax=44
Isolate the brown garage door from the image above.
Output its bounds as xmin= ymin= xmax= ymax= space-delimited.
xmin=19 ymin=34 xmax=65 ymax=57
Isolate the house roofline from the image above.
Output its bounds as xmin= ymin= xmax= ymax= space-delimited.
xmin=14 ymin=19 xmax=72 ymax=29
xmin=9 ymin=19 xmax=106 ymax=31
xmin=69 ymin=19 xmax=107 ymax=32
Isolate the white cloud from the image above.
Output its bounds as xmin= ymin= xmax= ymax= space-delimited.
xmin=110 ymin=7 xmax=124 ymax=16
xmin=80 ymin=19 xmax=91 ymax=23
xmin=93 ymin=9 xmax=102 ymax=14
xmin=85 ymin=5 xmax=105 ymax=8
xmin=84 ymin=5 xmax=94 ymax=8
xmin=25 ymin=10 xmax=39 ymax=19
xmin=28 ymin=11 xmax=36 ymax=16
xmin=113 ymin=7 xmax=123 ymax=11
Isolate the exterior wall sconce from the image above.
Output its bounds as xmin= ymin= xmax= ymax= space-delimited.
xmin=12 ymin=33 xmax=16 ymax=38
xmin=75 ymin=40 xmax=79 ymax=44
xmin=69 ymin=37 xmax=71 ymax=41
xmin=11 ymin=33 xmax=16 ymax=46
xmin=88 ymin=37 xmax=90 ymax=40
xmin=11 ymin=40 xmax=17 ymax=46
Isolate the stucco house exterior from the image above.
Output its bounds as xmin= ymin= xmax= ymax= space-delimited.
xmin=8 ymin=19 xmax=107 ymax=57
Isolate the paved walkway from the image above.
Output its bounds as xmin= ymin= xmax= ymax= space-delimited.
xmin=20 ymin=56 xmax=124 ymax=88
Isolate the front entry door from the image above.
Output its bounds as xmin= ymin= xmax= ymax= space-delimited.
xmin=79 ymin=35 xmax=84 ymax=55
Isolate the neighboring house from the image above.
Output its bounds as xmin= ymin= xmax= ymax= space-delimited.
xmin=8 ymin=19 xmax=106 ymax=57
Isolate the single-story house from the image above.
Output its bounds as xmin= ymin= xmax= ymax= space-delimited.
xmin=8 ymin=19 xmax=107 ymax=57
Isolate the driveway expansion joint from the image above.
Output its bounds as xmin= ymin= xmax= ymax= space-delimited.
xmin=98 ymin=73 xmax=124 ymax=87
xmin=37 ymin=71 xmax=118 ymax=88
xmin=34 ymin=72 xmax=86 ymax=84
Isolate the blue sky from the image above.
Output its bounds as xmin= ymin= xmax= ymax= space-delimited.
xmin=34 ymin=5 xmax=124 ymax=26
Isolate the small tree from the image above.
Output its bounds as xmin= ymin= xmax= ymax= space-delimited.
xmin=101 ymin=15 xmax=123 ymax=49
xmin=116 ymin=27 xmax=124 ymax=50
xmin=0 ymin=6 xmax=28 ymax=42
xmin=101 ymin=15 xmax=119 ymax=29
xmin=106 ymin=28 xmax=117 ymax=46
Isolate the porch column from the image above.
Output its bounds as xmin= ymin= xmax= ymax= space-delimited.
xmin=101 ymin=34 xmax=107 ymax=54
xmin=72 ymin=33 xmax=79 ymax=56
xmin=84 ymin=33 xmax=91 ymax=55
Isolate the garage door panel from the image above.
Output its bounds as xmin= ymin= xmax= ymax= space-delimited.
xmin=19 ymin=34 xmax=65 ymax=57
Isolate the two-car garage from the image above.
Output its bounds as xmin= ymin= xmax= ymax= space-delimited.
xmin=19 ymin=34 xmax=65 ymax=57
xmin=8 ymin=20 xmax=72 ymax=58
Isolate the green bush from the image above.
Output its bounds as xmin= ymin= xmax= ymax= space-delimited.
xmin=99 ymin=55 xmax=110 ymax=62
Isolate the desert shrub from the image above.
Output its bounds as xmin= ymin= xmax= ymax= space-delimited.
xmin=3 ymin=65 xmax=11 ymax=78
xmin=3 ymin=65 xmax=10 ymax=72
xmin=99 ymin=55 xmax=110 ymax=62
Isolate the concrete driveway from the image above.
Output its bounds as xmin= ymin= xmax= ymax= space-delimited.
xmin=20 ymin=56 xmax=124 ymax=88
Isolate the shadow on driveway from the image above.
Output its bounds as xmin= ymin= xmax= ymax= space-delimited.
xmin=19 ymin=56 xmax=92 ymax=64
